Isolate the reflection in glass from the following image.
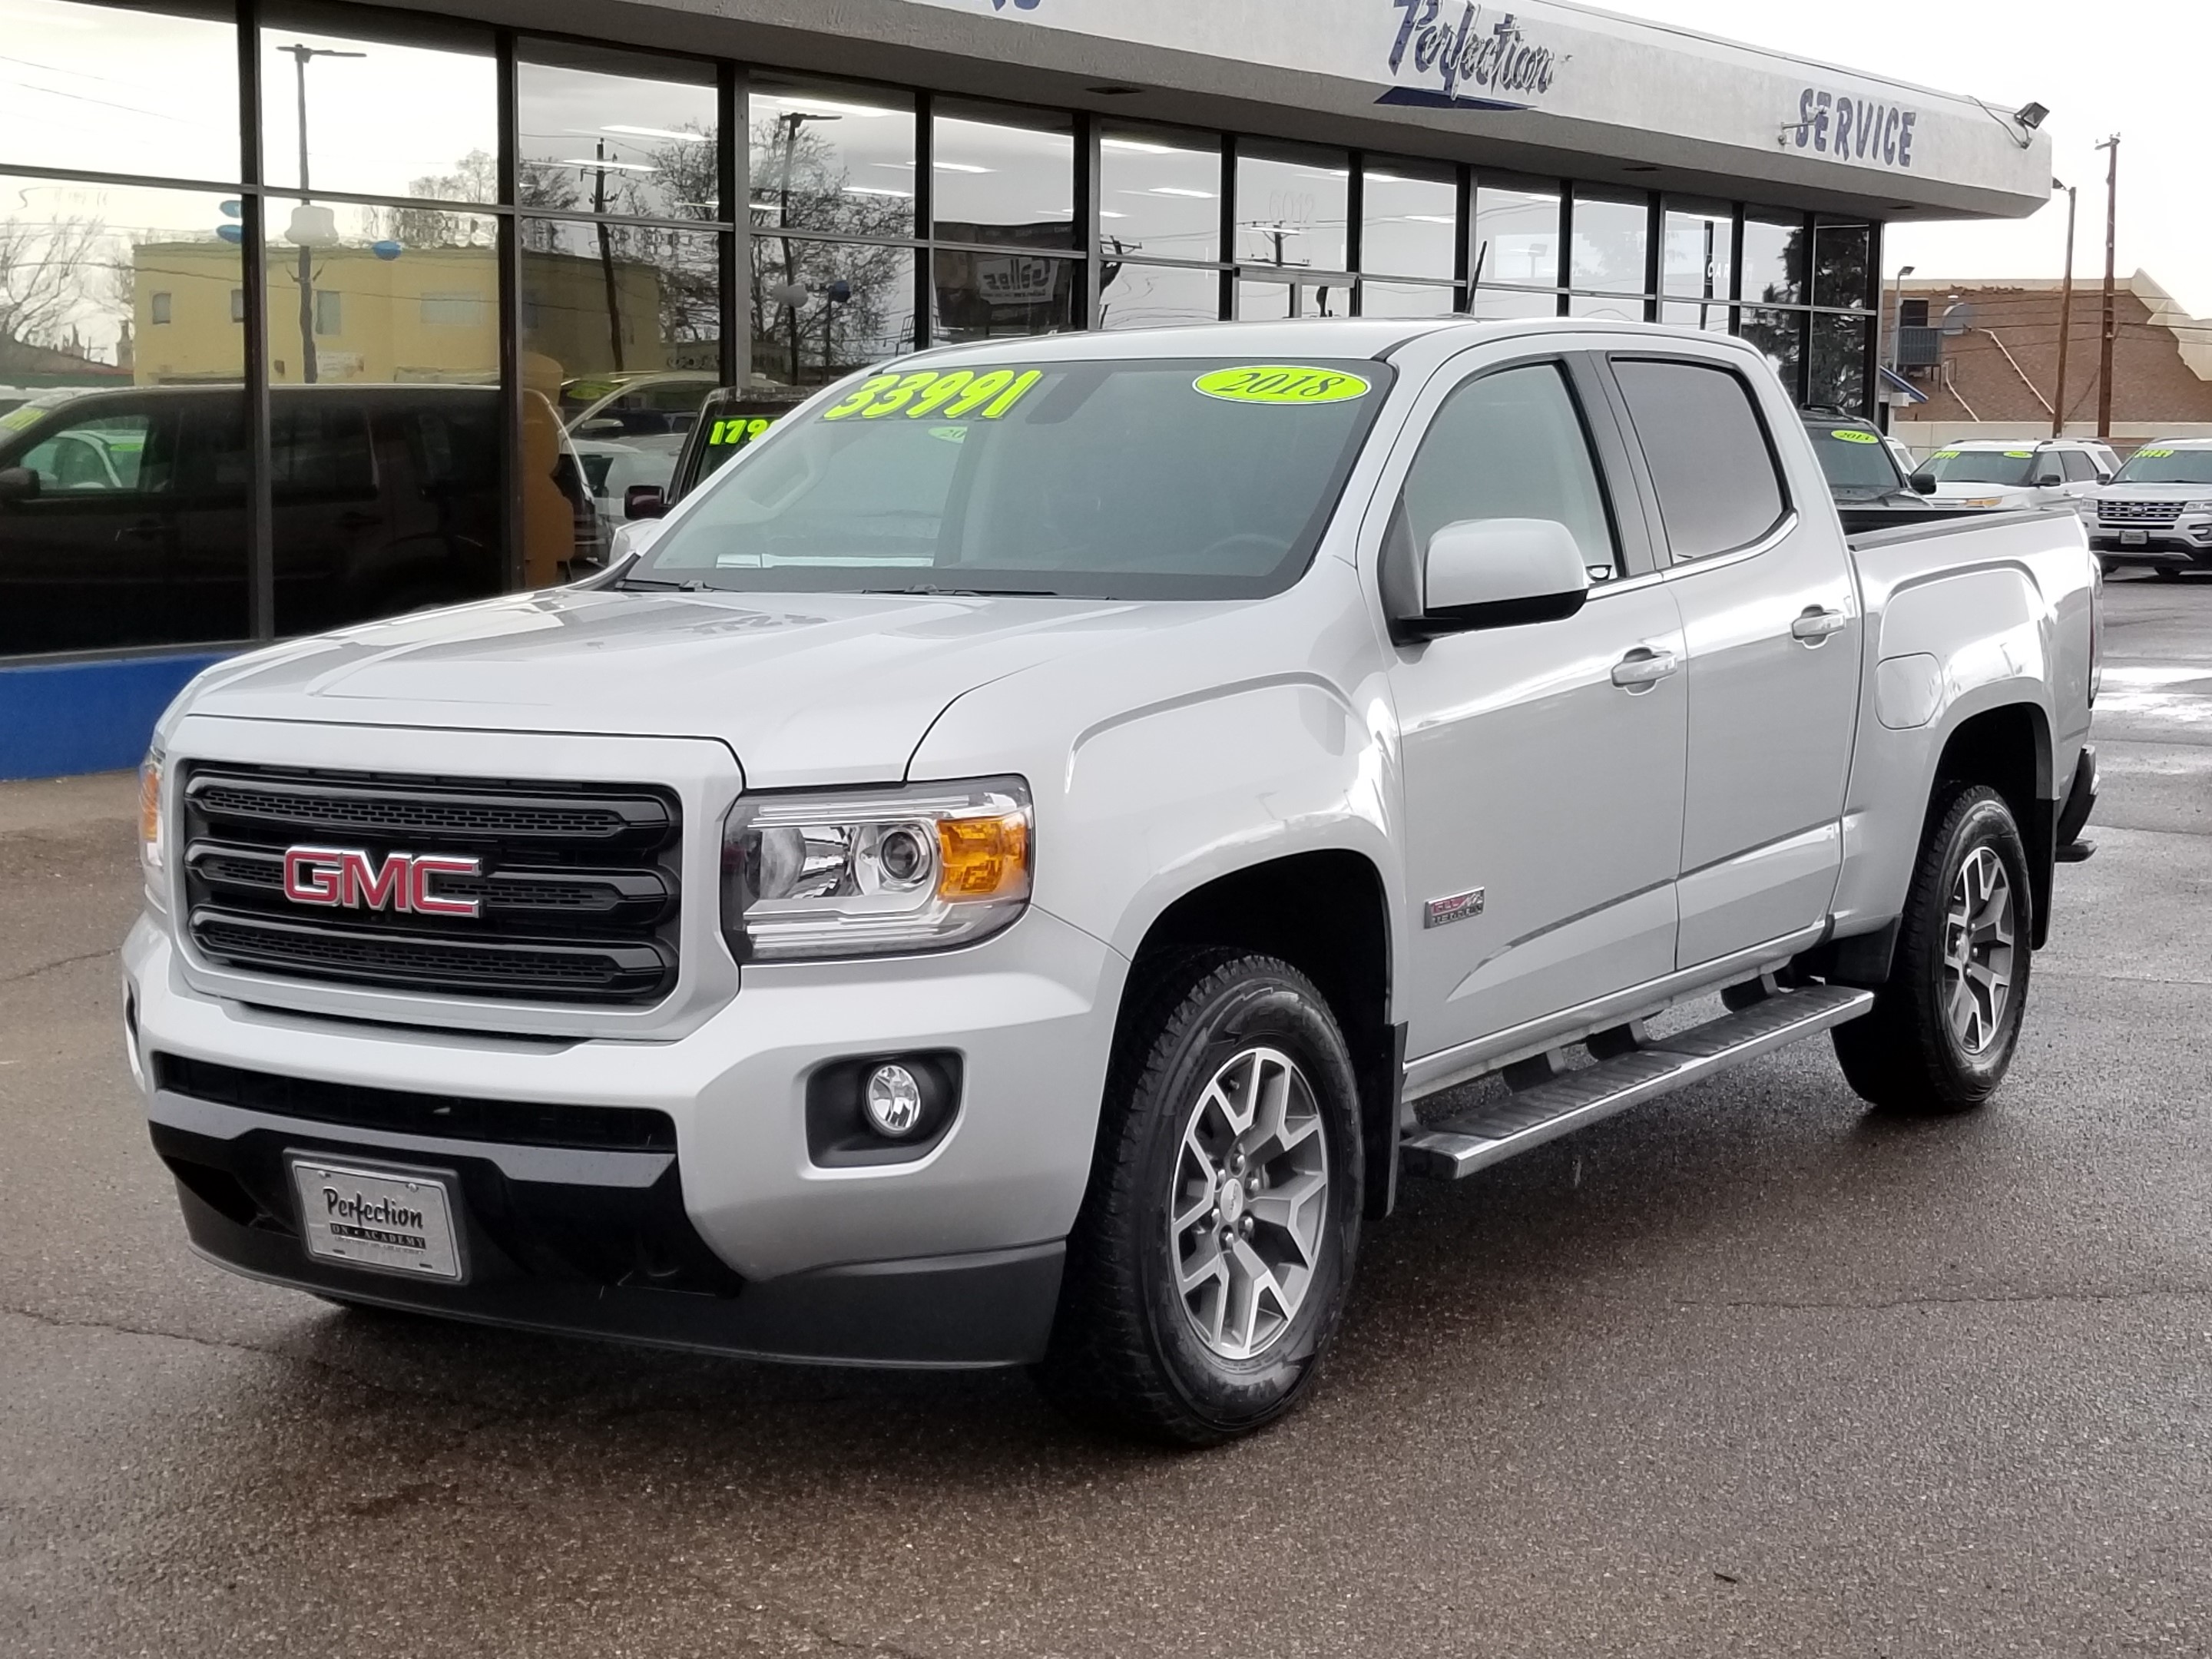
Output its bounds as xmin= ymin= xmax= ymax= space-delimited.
xmin=1570 ymin=192 xmax=1647 ymax=293
xmin=264 ymin=199 xmax=498 ymax=386
xmin=932 ymin=249 xmax=1077 ymax=342
xmin=1360 ymin=280 xmax=1457 ymax=320
xmin=1237 ymin=145 xmax=1349 ymax=273
xmin=1099 ymin=126 xmax=1221 ymax=264
xmin=1100 ymin=261 xmax=1221 ymax=330
xmin=0 ymin=177 xmax=243 ymax=654
xmin=1810 ymin=312 xmax=1873 ymax=412
xmin=1472 ymin=182 xmax=1559 ymax=287
xmin=1741 ymin=212 xmax=1804 ymax=306
xmin=751 ymin=74 xmax=916 ymax=240
xmin=518 ymin=44 xmax=719 ymax=224
xmin=0 ymin=0 xmax=240 ymax=183
xmin=932 ymin=104 xmax=1075 ymax=249
xmin=1465 ymin=286 xmax=1561 ymax=320
xmin=1812 ymin=221 xmax=1871 ymax=310
xmin=751 ymin=237 xmax=916 ymax=386
xmin=1568 ymin=292 xmax=1644 ymax=322
xmin=1236 ymin=275 xmax=1349 ymax=320
xmin=1662 ymin=204 xmax=1734 ymax=300
xmin=1362 ymin=161 xmax=1456 ymax=280
xmin=1659 ymin=298 xmax=1731 ymax=334
xmin=1738 ymin=307 xmax=1805 ymax=394
xmin=260 ymin=15 xmax=497 ymax=205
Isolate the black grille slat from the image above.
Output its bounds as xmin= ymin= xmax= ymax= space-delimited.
xmin=154 ymin=1053 xmax=677 ymax=1151
xmin=2100 ymin=500 xmax=2185 ymax=525
xmin=180 ymin=764 xmax=683 ymax=1005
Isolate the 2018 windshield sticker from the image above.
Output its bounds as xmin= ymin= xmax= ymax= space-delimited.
xmin=1830 ymin=429 xmax=1879 ymax=444
xmin=820 ymin=368 xmax=1043 ymax=422
xmin=1194 ymin=366 xmax=1373 ymax=406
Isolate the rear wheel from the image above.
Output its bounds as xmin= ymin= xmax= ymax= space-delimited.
xmin=1036 ymin=952 xmax=1363 ymax=1445
xmin=1833 ymin=784 xmax=2032 ymax=1114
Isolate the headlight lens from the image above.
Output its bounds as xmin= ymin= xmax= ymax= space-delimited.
xmin=137 ymin=747 xmax=166 ymax=911
xmin=2184 ymin=500 xmax=2212 ymax=514
xmin=720 ymin=777 xmax=1031 ymax=962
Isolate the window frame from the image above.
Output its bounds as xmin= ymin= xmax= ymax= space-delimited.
xmin=1601 ymin=351 xmax=1796 ymax=568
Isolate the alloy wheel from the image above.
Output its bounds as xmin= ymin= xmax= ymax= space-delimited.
xmin=1943 ymin=844 xmax=2016 ymax=1054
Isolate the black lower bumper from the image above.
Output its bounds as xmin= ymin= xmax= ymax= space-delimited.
xmin=148 ymin=1088 xmax=1063 ymax=1369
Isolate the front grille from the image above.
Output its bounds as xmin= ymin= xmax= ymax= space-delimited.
xmin=181 ymin=763 xmax=683 ymax=1005
xmin=2100 ymin=499 xmax=2186 ymax=525
xmin=154 ymin=1053 xmax=677 ymax=1151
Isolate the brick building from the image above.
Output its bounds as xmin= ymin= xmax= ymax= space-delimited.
xmin=1885 ymin=272 xmax=2212 ymax=453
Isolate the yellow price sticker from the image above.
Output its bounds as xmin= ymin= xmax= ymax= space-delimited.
xmin=1194 ymin=365 xmax=1373 ymax=406
xmin=2138 ymin=447 xmax=2176 ymax=459
xmin=1932 ymin=450 xmax=1961 ymax=459
xmin=820 ymin=366 xmax=1044 ymax=423
xmin=1830 ymin=429 xmax=1879 ymax=443
xmin=0 ymin=405 xmax=45 ymax=433
xmin=2004 ymin=450 xmax=2034 ymax=459
xmin=706 ymin=416 xmax=777 ymax=447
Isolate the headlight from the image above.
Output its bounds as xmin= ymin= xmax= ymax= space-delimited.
xmin=720 ymin=777 xmax=1031 ymax=962
xmin=2184 ymin=500 xmax=2212 ymax=514
xmin=137 ymin=747 xmax=166 ymax=912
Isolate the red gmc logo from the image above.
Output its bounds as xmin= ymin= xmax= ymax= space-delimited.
xmin=281 ymin=846 xmax=483 ymax=918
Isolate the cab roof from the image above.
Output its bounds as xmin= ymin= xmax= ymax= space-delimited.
xmin=904 ymin=316 xmax=1766 ymax=367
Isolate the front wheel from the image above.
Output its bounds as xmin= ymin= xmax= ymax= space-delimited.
xmin=1833 ymin=784 xmax=2032 ymax=1114
xmin=1035 ymin=952 xmax=1363 ymax=1445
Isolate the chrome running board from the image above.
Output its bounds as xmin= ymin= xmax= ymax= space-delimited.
xmin=1401 ymin=983 xmax=1875 ymax=1181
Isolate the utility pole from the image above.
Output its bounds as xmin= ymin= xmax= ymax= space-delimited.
xmin=592 ymin=139 xmax=625 ymax=372
xmin=2051 ymin=180 xmax=2078 ymax=439
xmin=2095 ymin=134 xmax=2120 ymax=439
xmin=1887 ymin=262 xmax=1916 ymax=374
xmin=278 ymin=43 xmax=363 ymax=386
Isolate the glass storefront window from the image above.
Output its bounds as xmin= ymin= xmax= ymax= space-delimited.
xmin=932 ymin=248 xmax=1078 ymax=341
xmin=750 ymin=73 xmax=916 ymax=240
xmin=932 ymin=103 xmax=1075 ymax=249
xmin=1235 ymin=274 xmax=1349 ymax=320
xmin=1660 ymin=298 xmax=1732 ymax=333
xmin=1570 ymin=190 xmax=1647 ymax=295
xmin=518 ymin=43 xmax=719 ymax=224
xmin=260 ymin=11 xmax=496 ymax=206
xmin=1362 ymin=159 xmax=1456 ymax=281
xmin=1236 ymin=144 xmax=1349 ymax=273
xmin=1742 ymin=211 xmax=1805 ymax=306
xmin=1810 ymin=312 xmax=1873 ymax=411
xmin=0 ymin=0 xmax=240 ymax=184
xmin=0 ymin=177 xmax=243 ymax=654
xmin=264 ymin=198 xmax=497 ymax=386
xmin=1738 ymin=307 xmax=1805 ymax=397
xmin=1099 ymin=261 xmax=1221 ymax=329
xmin=1472 ymin=180 xmax=1559 ymax=289
xmin=1360 ymin=280 xmax=1457 ymax=319
xmin=1662 ymin=202 xmax=1734 ymax=301
xmin=1813 ymin=221 xmax=1871 ymax=310
xmin=751 ymin=237 xmax=916 ymax=386
xmin=1099 ymin=125 xmax=1221 ymax=265
xmin=1568 ymin=292 xmax=1644 ymax=322
xmin=1465 ymin=287 xmax=1561 ymax=320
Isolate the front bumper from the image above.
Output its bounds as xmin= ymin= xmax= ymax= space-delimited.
xmin=2091 ymin=516 xmax=2212 ymax=561
xmin=125 ymin=903 xmax=1123 ymax=1367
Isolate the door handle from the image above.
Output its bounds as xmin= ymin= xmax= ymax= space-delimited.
xmin=1610 ymin=647 xmax=1679 ymax=690
xmin=1791 ymin=606 xmax=1850 ymax=644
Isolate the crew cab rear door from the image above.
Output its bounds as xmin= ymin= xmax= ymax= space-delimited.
xmin=1378 ymin=347 xmax=1687 ymax=1058
xmin=1601 ymin=349 xmax=1860 ymax=969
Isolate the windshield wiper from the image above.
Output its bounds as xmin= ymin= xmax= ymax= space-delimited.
xmin=861 ymin=584 xmax=1066 ymax=598
xmin=615 ymin=576 xmax=714 ymax=591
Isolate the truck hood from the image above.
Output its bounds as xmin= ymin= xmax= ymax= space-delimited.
xmin=180 ymin=585 xmax=1154 ymax=786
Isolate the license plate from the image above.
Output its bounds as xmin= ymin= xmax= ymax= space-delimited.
xmin=2121 ymin=529 xmax=2148 ymax=546
xmin=290 ymin=1157 xmax=465 ymax=1282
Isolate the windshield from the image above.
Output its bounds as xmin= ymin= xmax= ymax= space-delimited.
xmin=1920 ymin=448 xmax=2039 ymax=486
xmin=1806 ymin=424 xmax=1906 ymax=492
xmin=2112 ymin=446 xmax=2212 ymax=485
xmin=629 ymin=356 xmax=1392 ymax=599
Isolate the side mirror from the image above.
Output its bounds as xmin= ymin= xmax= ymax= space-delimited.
xmin=2095 ymin=469 xmax=2114 ymax=485
xmin=578 ymin=417 xmax=625 ymax=437
xmin=1401 ymin=518 xmax=1591 ymax=641
xmin=1909 ymin=469 xmax=1937 ymax=495
xmin=624 ymin=484 xmax=666 ymax=520
xmin=0 ymin=465 xmax=39 ymax=502
xmin=2032 ymin=465 xmax=2065 ymax=488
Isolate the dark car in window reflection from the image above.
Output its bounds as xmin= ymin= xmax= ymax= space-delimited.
xmin=0 ymin=384 xmax=531 ymax=657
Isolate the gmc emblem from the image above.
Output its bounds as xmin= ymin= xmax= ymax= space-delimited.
xmin=281 ymin=846 xmax=483 ymax=918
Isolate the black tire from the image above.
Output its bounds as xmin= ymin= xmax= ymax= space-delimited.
xmin=2151 ymin=567 xmax=2185 ymax=582
xmin=1035 ymin=952 xmax=1364 ymax=1446
xmin=1833 ymin=784 xmax=2033 ymax=1114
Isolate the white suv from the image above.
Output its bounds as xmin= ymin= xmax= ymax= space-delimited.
xmin=1912 ymin=437 xmax=2117 ymax=516
xmin=2091 ymin=437 xmax=2212 ymax=577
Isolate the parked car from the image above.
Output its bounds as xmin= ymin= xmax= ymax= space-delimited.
xmin=560 ymin=370 xmax=720 ymax=441
xmin=128 ymin=319 xmax=2099 ymax=1444
xmin=2088 ymin=437 xmax=2212 ymax=578
xmin=572 ymin=434 xmax=684 ymax=541
xmin=0 ymin=383 xmax=594 ymax=655
xmin=618 ymin=384 xmax=810 ymax=525
xmin=1911 ymin=437 xmax=2115 ymax=518
xmin=1798 ymin=409 xmax=1960 ymax=532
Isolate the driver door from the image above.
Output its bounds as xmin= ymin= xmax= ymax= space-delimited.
xmin=1382 ymin=353 xmax=1688 ymax=1061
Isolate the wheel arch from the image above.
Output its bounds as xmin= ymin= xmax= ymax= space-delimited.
xmin=1929 ymin=698 xmax=2055 ymax=948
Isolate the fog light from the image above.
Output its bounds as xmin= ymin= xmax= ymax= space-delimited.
xmin=863 ymin=1063 xmax=924 ymax=1138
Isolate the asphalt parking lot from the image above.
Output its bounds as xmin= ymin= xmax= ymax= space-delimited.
xmin=2 ymin=571 xmax=2206 ymax=1658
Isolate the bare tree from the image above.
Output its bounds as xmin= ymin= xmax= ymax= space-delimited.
xmin=0 ymin=209 xmax=111 ymax=369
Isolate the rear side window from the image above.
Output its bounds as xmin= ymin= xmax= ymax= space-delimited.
xmin=2060 ymin=449 xmax=2096 ymax=483
xmin=1612 ymin=358 xmax=1789 ymax=560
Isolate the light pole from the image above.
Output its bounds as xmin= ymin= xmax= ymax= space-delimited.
xmin=1887 ymin=262 xmax=1916 ymax=376
xmin=2095 ymin=134 xmax=2120 ymax=440
xmin=278 ymin=42 xmax=363 ymax=385
xmin=2052 ymin=180 xmax=2078 ymax=439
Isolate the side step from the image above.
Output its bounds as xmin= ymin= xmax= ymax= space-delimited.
xmin=1402 ymin=983 xmax=1876 ymax=1180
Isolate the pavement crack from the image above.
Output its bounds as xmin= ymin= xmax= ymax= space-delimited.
xmin=0 ymin=947 xmax=114 ymax=987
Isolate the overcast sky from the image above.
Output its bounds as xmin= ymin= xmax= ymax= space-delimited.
xmin=1613 ymin=0 xmax=2212 ymax=314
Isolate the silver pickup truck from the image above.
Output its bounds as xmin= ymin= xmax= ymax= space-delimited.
xmin=126 ymin=319 xmax=2100 ymax=1443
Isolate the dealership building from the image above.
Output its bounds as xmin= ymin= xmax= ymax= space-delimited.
xmin=0 ymin=0 xmax=2050 ymax=777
